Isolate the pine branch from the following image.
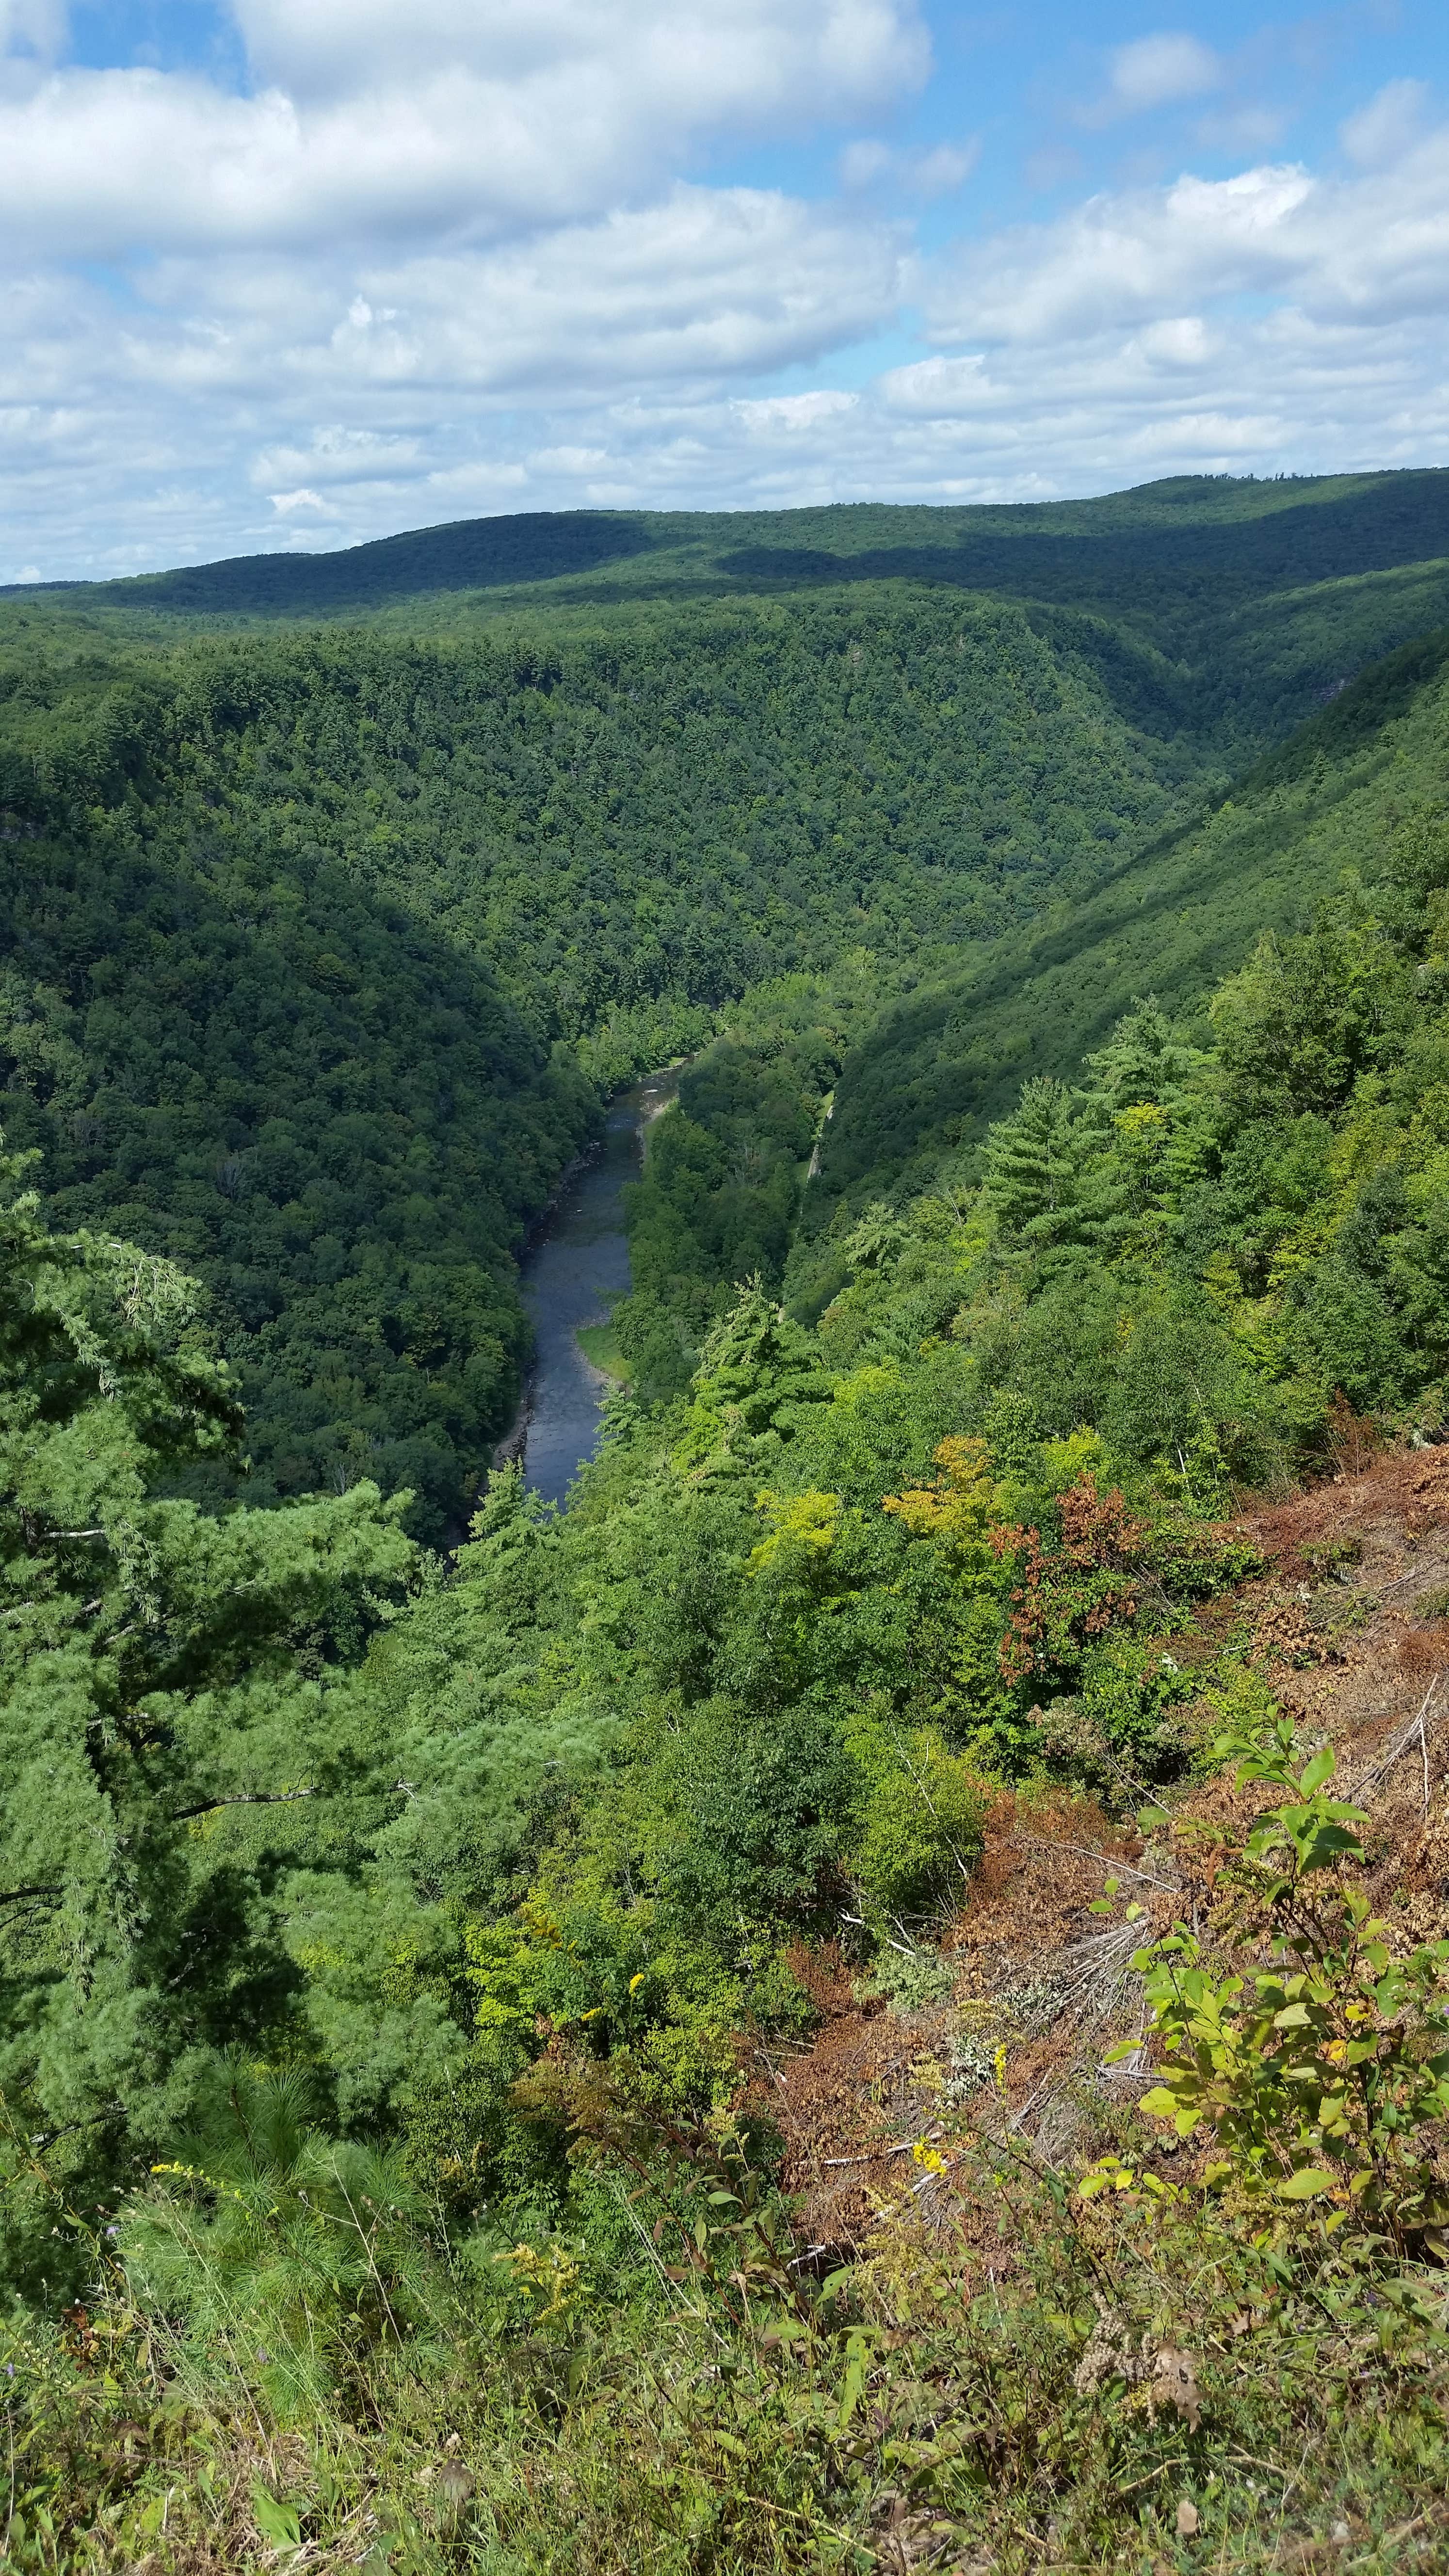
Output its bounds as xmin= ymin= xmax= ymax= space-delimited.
xmin=168 ymin=1788 xmax=319 ymax=1822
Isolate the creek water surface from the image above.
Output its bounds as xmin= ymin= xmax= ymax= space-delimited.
xmin=511 ymin=1070 xmax=675 ymax=1506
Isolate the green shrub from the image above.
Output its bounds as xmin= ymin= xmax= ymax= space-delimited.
xmin=845 ymin=1710 xmax=988 ymax=1921
xmin=1123 ymin=1717 xmax=1449 ymax=2246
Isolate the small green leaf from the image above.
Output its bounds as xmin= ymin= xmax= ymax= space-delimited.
xmin=1300 ymin=1746 xmax=1336 ymax=1795
xmin=1277 ymin=2167 xmax=1336 ymax=2200
xmin=1137 ymin=2086 xmax=1180 ymax=2120
xmin=252 ymin=2483 xmax=303 ymax=2553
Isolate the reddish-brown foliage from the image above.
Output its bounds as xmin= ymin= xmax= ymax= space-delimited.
xmin=991 ymin=1473 xmax=1148 ymax=1681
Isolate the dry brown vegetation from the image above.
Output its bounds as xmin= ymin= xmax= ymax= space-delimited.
xmin=747 ymin=1445 xmax=1449 ymax=2264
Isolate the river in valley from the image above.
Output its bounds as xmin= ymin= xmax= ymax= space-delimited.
xmin=508 ymin=1069 xmax=676 ymax=1506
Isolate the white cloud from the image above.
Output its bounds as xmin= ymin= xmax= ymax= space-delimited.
xmin=234 ymin=0 xmax=928 ymax=111
xmin=923 ymin=133 xmax=1449 ymax=354
xmin=1136 ymin=315 xmax=1215 ymax=368
xmin=1107 ymin=32 xmax=1221 ymax=113
xmin=925 ymin=162 xmax=1317 ymax=346
xmin=878 ymin=354 xmax=987 ymax=415
xmin=0 ymin=0 xmax=929 ymax=256
xmin=734 ymin=388 xmax=858 ymax=431
xmin=2 ymin=32 xmax=1449 ymax=581
xmin=0 ymin=178 xmax=908 ymax=572
xmin=269 ymin=487 xmax=333 ymax=515
xmin=1341 ymin=79 xmax=1429 ymax=170
xmin=406 ymin=188 xmax=903 ymax=391
xmin=119 ymin=191 xmax=906 ymax=405
xmin=250 ymin=428 xmax=423 ymax=488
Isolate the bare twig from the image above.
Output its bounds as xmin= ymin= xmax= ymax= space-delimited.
xmin=1009 ymin=1833 xmax=1180 ymax=1895
xmin=1353 ymin=1675 xmax=1442 ymax=1806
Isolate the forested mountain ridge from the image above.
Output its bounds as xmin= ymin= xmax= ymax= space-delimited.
xmin=15 ymin=467 xmax=1449 ymax=630
xmin=806 ymin=622 xmax=1449 ymax=1222
xmin=11 ymin=470 xmax=1449 ymax=778
xmin=5 ymin=476 xmax=1449 ymax=2566
xmin=0 ymin=586 xmax=1214 ymax=1529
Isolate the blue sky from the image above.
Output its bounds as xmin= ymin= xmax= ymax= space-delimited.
xmin=2 ymin=1 xmax=1447 ymax=577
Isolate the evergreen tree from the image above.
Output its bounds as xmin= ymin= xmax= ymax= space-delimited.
xmin=0 ymin=1145 xmax=413 ymax=2253
xmin=982 ymin=1077 xmax=1088 ymax=1252
xmin=1079 ymin=999 xmax=1217 ymax=1242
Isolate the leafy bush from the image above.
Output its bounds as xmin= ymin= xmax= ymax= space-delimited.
xmin=1126 ymin=1717 xmax=1449 ymax=2246
xmin=844 ymin=1709 xmax=988 ymax=1921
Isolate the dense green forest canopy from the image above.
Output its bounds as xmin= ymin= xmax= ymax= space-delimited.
xmin=4 ymin=477 xmax=1449 ymax=1531
xmin=14 ymin=468 xmax=1449 ymax=756
xmin=3 ymin=774 xmax=1448 ymax=2559
xmin=4 ymin=474 xmax=1449 ymax=2563
xmin=805 ymin=625 xmax=1449 ymax=1224
xmin=0 ymin=583 xmax=1211 ymax=1532
xmin=8 ymin=794 xmax=1446 ymax=2236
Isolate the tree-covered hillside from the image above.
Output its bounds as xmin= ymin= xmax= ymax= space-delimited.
xmin=6 ymin=471 xmax=1449 ymax=1532
xmin=0 ymin=586 xmax=1215 ymax=1529
xmin=4 ymin=742 xmax=1449 ymax=2567
xmin=20 ymin=467 xmax=1449 ymax=636
xmin=6 ymin=476 xmax=1449 ymax=2566
xmin=807 ymin=625 xmax=1449 ymax=1225
xmin=582 ymin=620 xmax=1449 ymax=1395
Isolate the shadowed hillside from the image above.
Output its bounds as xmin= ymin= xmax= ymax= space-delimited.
xmin=804 ymin=624 xmax=1449 ymax=1223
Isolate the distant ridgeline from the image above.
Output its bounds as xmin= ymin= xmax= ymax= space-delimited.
xmin=2 ymin=468 xmax=1449 ymax=1528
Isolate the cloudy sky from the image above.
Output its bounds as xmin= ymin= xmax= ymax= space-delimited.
xmin=3 ymin=0 xmax=1447 ymax=579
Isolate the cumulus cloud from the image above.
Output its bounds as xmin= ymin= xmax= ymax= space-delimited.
xmin=923 ymin=134 xmax=1449 ymax=348
xmin=269 ymin=487 xmax=332 ymax=516
xmin=116 ymin=190 xmax=906 ymax=409
xmin=0 ymin=0 xmax=929 ymax=255
xmin=1 ymin=14 xmax=1448 ymax=581
xmin=234 ymin=0 xmax=927 ymax=109
xmin=0 ymin=0 xmax=926 ymax=571
xmin=734 ymin=388 xmax=859 ymax=431
xmin=925 ymin=162 xmax=1313 ymax=345
xmin=0 ymin=178 xmax=910 ymax=569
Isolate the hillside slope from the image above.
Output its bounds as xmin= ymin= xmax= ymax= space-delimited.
xmin=4 ymin=487 xmax=1449 ymax=2571
xmin=16 ymin=467 xmax=1449 ymax=627
xmin=808 ymin=626 xmax=1449 ymax=1222
xmin=6 ymin=476 xmax=1449 ymax=1524
xmin=11 ymin=467 xmax=1449 ymax=763
xmin=0 ymin=587 xmax=1194 ymax=1526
